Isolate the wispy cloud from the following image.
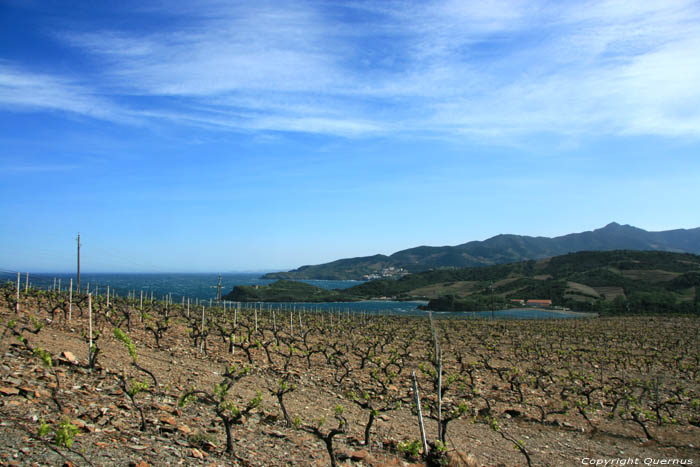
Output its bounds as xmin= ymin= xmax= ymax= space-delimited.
xmin=62 ymin=2 xmax=343 ymax=96
xmin=0 ymin=163 xmax=80 ymax=173
xmin=377 ymin=0 xmax=700 ymax=138
xmin=9 ymin=0 xmax=700 ymax=139
xmin=0 ymin=61 xmax=137 ymax=124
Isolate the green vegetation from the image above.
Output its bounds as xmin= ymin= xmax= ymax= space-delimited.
xmin=420 ymin=294 xmax=512 ymax=312
xmin=178 ymin=364 xmax=260 ymax=455
xmin=396 ymin=251 xmax=700 ymax=314
xmin=264 ymin=254 xmax=403 ymax=281
xmin=222 ymin=280 xmax=351 ymax=302
xmin=2 ymin=281 xmax=700 ymax=464
xmin=237 ymin=250 xmax=700 ymax=314
xmin=40 ymin=418 xmax=79 ymax=449
xmin=264 ymin=222 xmax=700 ymax=280
xmin=397 ymin=439 xmax=422 ymax=460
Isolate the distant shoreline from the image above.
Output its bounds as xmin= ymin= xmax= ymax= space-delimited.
xmin=525 ymin=307 xmax=598 ymax=318
xmin=422 ymin=306 xmax=599 ymax=317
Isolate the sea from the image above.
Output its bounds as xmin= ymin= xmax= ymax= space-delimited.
xmin=1 ymin=271 xmax=589 ymax=320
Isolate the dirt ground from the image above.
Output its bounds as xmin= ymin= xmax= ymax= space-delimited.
xmin=1 ymin=300 xmax=699 ymax=467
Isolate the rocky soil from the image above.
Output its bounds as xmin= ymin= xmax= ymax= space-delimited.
xmin=1 ymin=300 xmax=699 ymax=467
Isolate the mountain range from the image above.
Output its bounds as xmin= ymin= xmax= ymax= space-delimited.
xmin=263 ymin=222 xmax=700 ymax=280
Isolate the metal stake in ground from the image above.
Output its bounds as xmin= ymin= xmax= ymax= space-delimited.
xmin=411 ymin=370 xmax=429 ymax=456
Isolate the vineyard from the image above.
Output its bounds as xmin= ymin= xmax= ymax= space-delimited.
xmin=1 ymin=282 xmax=699 ymax=466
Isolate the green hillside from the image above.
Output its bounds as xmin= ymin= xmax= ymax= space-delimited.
xmin=241 ymin=250 xmax=700 ymax=314
xmin=348 ymin=250 xmax=700 ymax=313
xmin=222 ymin=280 xmax=349 ymax=302
xmin=263 ymin=223 xmax=700 ymax=280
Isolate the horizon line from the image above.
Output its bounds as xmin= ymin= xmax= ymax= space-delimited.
xmin=0 ymin=270 xmax=284 ymax=276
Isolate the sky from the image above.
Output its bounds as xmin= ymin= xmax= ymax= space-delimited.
xmin=1 ymin=0 xmax=699 ymax=273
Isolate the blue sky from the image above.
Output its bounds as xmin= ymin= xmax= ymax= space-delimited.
xmin=1 ymin=0 xmax=699 ymax=273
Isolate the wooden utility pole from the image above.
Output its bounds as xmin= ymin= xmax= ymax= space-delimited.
xmin=216 ymin=275 xmax=222 ymax=302
xmin=76 ymin=233 xmax=81 ymax=293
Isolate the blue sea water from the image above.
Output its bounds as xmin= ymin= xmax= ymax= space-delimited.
xmin=1 ymin=271 xmax=590 ymax=319
xmin=0 ymin=272 xmax=357 ymax=301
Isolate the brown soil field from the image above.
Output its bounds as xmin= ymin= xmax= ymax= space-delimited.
xmin=564 ymin=282 xmax=600 ymax=299
xmin=620 ymin=270 xmax=681 ymax=283
xmin=1 ymin=288 xmax=699 ymax=467
xmin=410 ymin=281 xmax=480 ymax=298
xmin=592 ymin=287 xmax=626 ymax=301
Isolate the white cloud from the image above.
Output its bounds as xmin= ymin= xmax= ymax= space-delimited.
xmin=7 ymin=0 xmax=700 ymax=139
xmin=392 ymin=0 xmax=700 ymax=138
xmin=66 ymin=2 xmax=343 ymax=96
xmin=0 ymin=61 xmax=136 ymax=124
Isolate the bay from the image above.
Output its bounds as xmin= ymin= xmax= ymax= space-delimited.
xmin=1 ymin=271 xmax=591 ymax=319
xmin=0 ymin=272 xmax=360 ymax=301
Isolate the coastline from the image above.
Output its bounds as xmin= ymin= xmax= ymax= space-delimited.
xmin=527 ymin=307 xmax=599 ymax=318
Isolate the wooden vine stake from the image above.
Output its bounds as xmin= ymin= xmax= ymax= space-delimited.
xmin=200 ymin=305 xmax=206 ymax=354
xmin=68 ymin=278 xmax=73 ymax=322
xmin=88 ymin=293 xmax=93 ymax=366
xmin=437 ymin=349 xmax=443 ymax=441
xmin=429 ymin=311 xmax=443 ymax=441
xmin=15 ymin=272 xmax=20 ymax=313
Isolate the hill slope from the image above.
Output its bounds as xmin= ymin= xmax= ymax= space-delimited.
xmin=249 ymin=250 xmax=700 ymax=313
xmin=347 ymin=250 xmax=700 ymax=313
xmin=222 ymin=280 xmax=348 ymax=302
xmin=263 ymin=223 xmax=700 ymax=280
